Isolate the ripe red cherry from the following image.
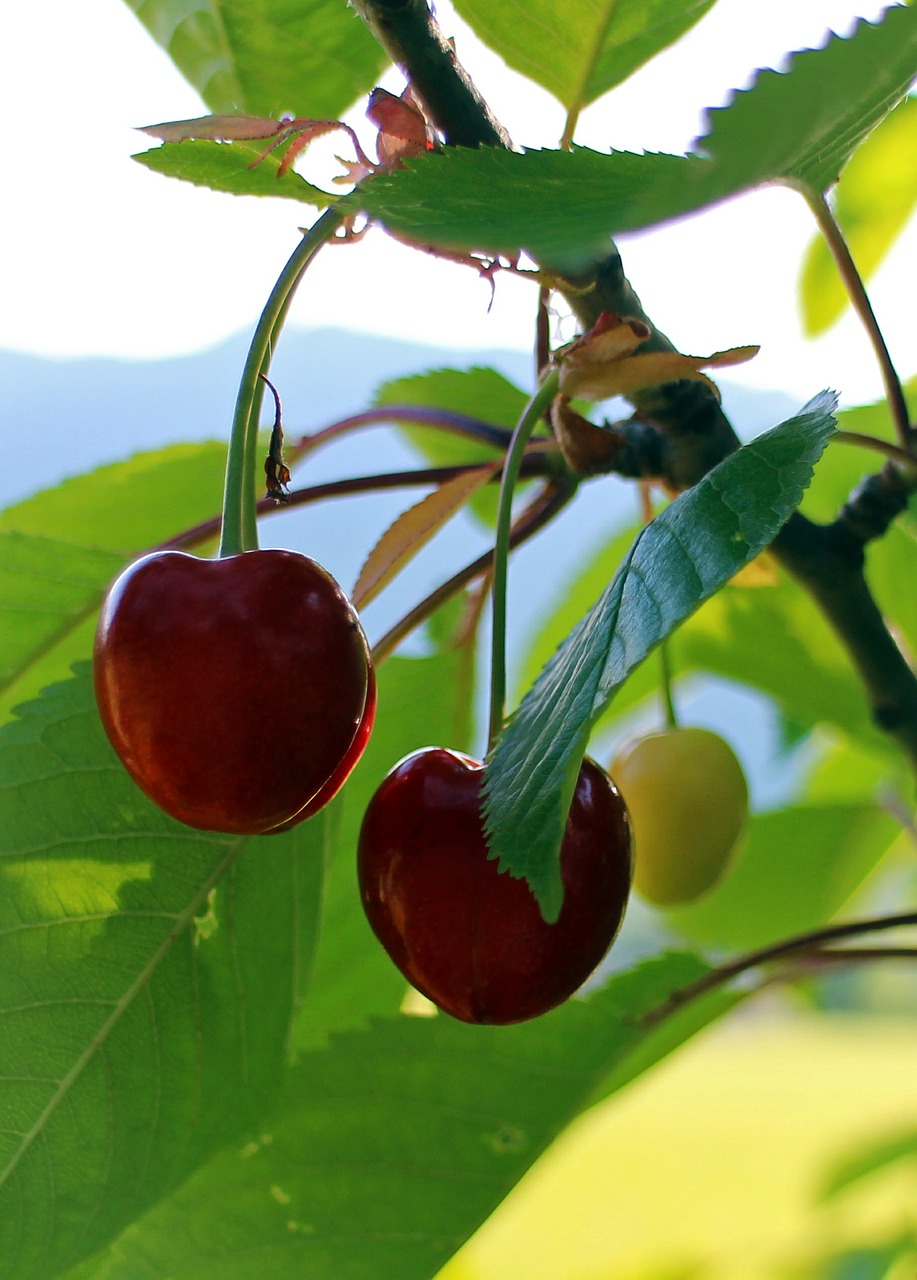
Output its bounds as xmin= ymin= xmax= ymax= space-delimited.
xmin=94 ymin=549 xmax=373 ymax=834
xmin=266 ymin=665 xmax=377 ymax=832
xmin=358 ymin=748 xmax=632 ymax=1024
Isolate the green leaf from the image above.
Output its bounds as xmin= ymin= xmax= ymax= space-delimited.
xmin=679 ymin=578 xmax=892 ymax=757
xmin=133 ymin=138 xmax=334 ymax=204
xmin=58 ymin=953 xmax=711 ymax=1280
xmin=375 ymin=366 xmax=529 ymax=525
xmin=451 ymin=0 xmax=716 ymax=115
xmin=667 ymin=803 xmax=900 ymax=950
xmin=121 ymin=0 xmax=386 ymax=119
xmin=351 ymin=7 xmax=917 ymax=261
xmin=0 ymin=666 xmax=326 ymax=1279
xmin=820 ymin=1126 xmax=917 ymax=1200
xmin=0 ymin=444 xmax=227 ymax=723
xmin=0 ymin=532 xmax=125 ymax=714
xmin=351 ymin=145 xmax=697 ymax=266
xmin=484 ymin=395 xmax=838 ymax=921
xmin=799 ymin=98 xmax=917 ymax=335
xmin=293 ymin=647 xmax=478 ymax=1052
xmin=695 ymin=6 xmax=917 ymax=195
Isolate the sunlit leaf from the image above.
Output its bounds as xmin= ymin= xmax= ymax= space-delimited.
xmin=121 ymin=0 xmax=386 ymax=119
xmin=0 ymin=667 xmax=326 ymax=1279
xmin=374 ymin=366 xmax=529 ymax=526
xmin=800 ymin=98 xmax=917 ymax=334
xmin=351 ymin=7 xmax=917 ymax=261
xmin=484 ymin=396 xmax=837 ymax=921
xmin=59 ymin=953 xmax=711 ymax=1280
xmin=134 ymin=138 xmax=333 ymax=204
xmin=694 ymin=6 xmax=917 ymax=195
xmin=451 ymin=0 xmax=717 ymax=116
xmin=352 ymin=463 xmax=499 ymax=608
xmin=820 ymin=1126 xmax=917 ymax=1200
xmin=667 ymin=803 xmax=900 ymax=949
xmin=0 ymin=444 xmax=226 ymax=722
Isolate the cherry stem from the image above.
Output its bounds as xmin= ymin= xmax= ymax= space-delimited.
xmin=373 ymin=478 xmax=575 ymax=665
xmin=642 ymin=909 xmax=917 ymax=1028
xmin=659 ymin=640 xmax=678 ymax=730
xmin=805 ymin=190 xmax=913 ymax=452
xmin=219 ymin=206 xmax=345 ymax=557
xmin=487 ymin=370 xmax=562 ymax=749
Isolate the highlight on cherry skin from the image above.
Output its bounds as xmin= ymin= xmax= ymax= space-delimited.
xmin=93 ymin=547 xmax=374 ymax=835
xmin=357 ymin=747 xmax=633 ymax=1025
xmin=610 ymin=726 xmax=749 ymax=907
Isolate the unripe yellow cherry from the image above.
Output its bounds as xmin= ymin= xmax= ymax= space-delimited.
xmin=610 ymin=727 xmax=748 ymax=906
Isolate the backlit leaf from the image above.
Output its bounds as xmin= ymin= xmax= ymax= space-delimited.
xmin=0 ymin=444 xmax=227 ymax=722
xmin=59 ymin=953 xmax=711 ymax=1280
xmin=121 ymin=0 xmax=386 ymax=119
xmin=451 ymin=0 xmax=717 ymax=116
xmin=484 ymin=395 xmax=837 ymax=921
xmin=351 ymin=7 xmax=917 ymax=261
xmin=0 ymin=667 xmax=326 ymax=1279
xmin=352 ymin=463 xmax=500 ymax=608
xmin=134 ymin=138 xmax=333 ymax=204
xmin=799 ymin=97 xmax=917 ymax=335
xmin=667 ymin=803 xmax=901 ymax=949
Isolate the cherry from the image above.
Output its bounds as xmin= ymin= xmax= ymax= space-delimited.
xmin=94 ymin=548 xmax=373 ymax=834
xmin=610 ymin=727 xmax=748 ymax=906
xmin=266 ymin=665 xmax=377 ymax=832
xmin=358 ymin=748 xmax=632 ymax=1024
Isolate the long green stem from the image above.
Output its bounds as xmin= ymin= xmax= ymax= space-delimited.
xmin=487 ymin=370 xmax=561 ymax=748
xmin=219 ymin=206 xmax=345 ymax=557
xmin=659 ymin=639 xmax=678 ymax=730
xmin=806 ymin=190 xmax=912 ymax=450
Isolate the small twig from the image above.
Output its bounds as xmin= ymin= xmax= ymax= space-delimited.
xmin=290 ymin=406 xmax=515 ymax=460
xmin=156 ymin=454 xmax=555 ymax=554
xmin=834 ymin=429 xmax=916 ymax=469
xmin=371 ymin=478 xmax=576 ymax=664
xmin=643 ymin=911 xmax=917 ymax=1028
xmin=807 ymin=191 xmax=912 ymax=451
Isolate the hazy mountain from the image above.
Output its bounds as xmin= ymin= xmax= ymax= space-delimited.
xmin=2 ymin=326 xmax=794 ymax=510
xmin=1 ymin=328 xmax=800 ymax=801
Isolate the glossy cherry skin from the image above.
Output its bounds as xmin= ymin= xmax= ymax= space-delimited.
xmin=358 ymin=748 xmax=632 ymax=1024
xmin=94 ymin=549 xmax=373 ymax=834
xmin=266 ymin=665 xmax=377 ymax=832
xmin=610 ymin=727 xmax=748 ymax=906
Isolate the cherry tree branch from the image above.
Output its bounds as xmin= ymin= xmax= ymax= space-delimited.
xmin=643 ymin=911 xmax=917 ymax=1028
xmin=157 ymin=452 xmax=554 ymax=553
xmin=353 ymin=0 xmax=917 ymax=769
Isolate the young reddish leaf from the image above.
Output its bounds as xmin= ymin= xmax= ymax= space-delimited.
xmin=367 ymin=86 xmax=433 ymax=166
xmin=352 ymin=464 xmax=500 ymax=609
xmin=556 ymin=314 xmax=758 ymax=401
xmin=137 ymin=114 xmax=286 ymax=143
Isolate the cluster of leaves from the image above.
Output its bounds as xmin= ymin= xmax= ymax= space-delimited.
xmin=2 ymin=1 xmax=916 ymax=1278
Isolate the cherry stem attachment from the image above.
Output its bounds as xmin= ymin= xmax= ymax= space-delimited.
xmin=805 ymin=190 xmax=912 ymax=451
xmin=487 ymin=370 xmax=562 ymax=749
xmin=642 ymin=909 xmax=917 ymax=1028
xmin=219 ymin=206 xmax=345 ymax=558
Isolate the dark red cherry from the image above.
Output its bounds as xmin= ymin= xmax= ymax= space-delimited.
xmin=94 ymin=549 xmax=372 ymax=833
xmin=358 ymin=748 xmax=632 ymax=1024
xmin=265 ymin=664 xmax=377 ymax=832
